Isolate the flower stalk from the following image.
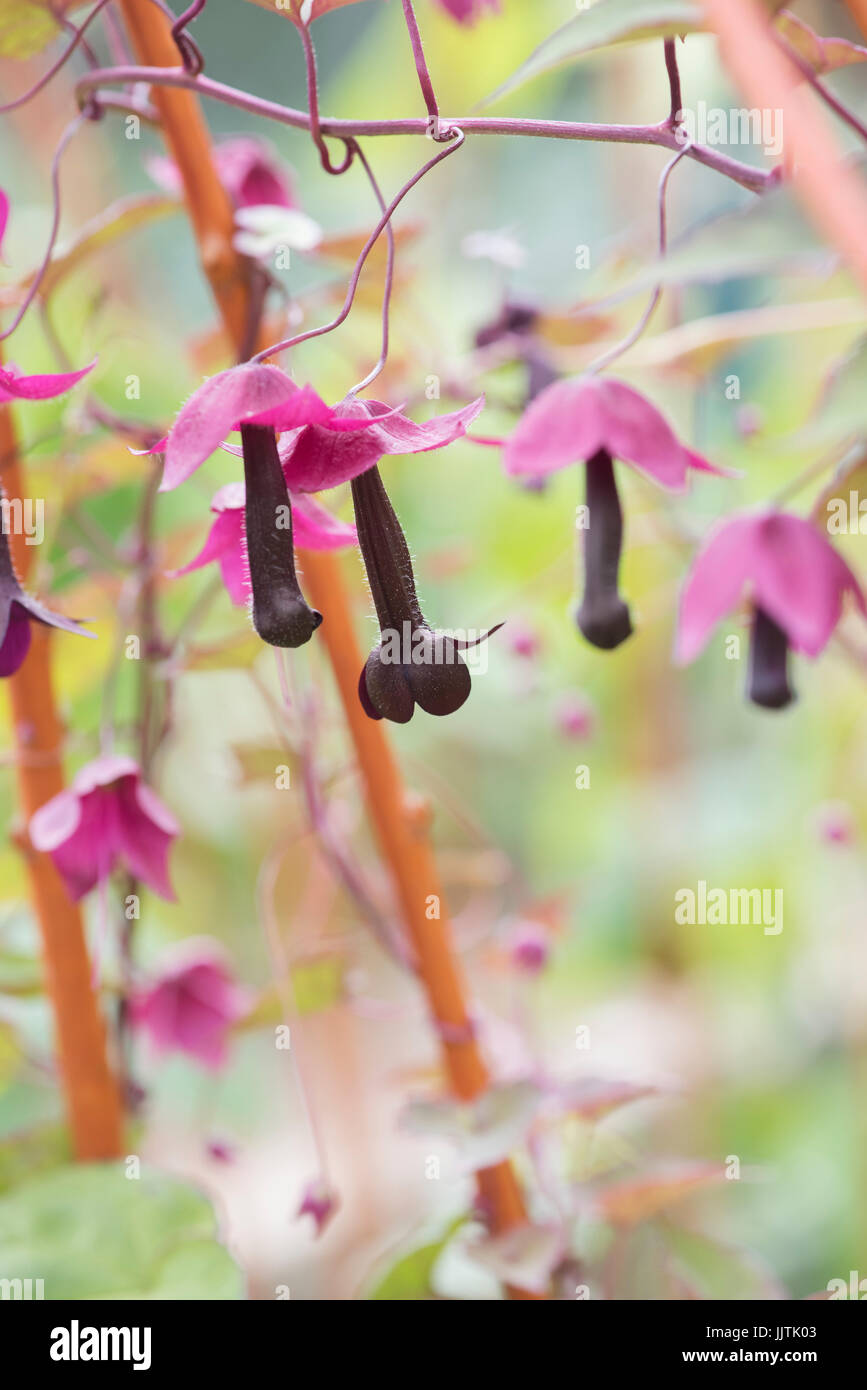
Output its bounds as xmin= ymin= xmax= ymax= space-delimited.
xmin=117 ymin=0 xmax=540 ymax=1295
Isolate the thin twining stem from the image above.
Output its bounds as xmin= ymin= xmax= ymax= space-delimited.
xmin=297 ymin=18 xmax=354 ymax=174
xmin=73 ymin=66 xmax=773 ymax=193
xmin=252 ymin=131 xmax=464 ymax=364
xmin=584 ymin=142 xmax=692 ymax=377
xmin=0 ymin=113 xmax=90 ymax=345
xmin=401 ymin=0 xmax=443 ymax=137
xmin=0 ymin=0 xmax=116 ymax=113
xmin=664 ymin=38 xmax=683 ymax=127
xmin=346 ymin=143 xmax=395 ymax=396
xmin=169 ymin=0 xmax=208 ymax=76
xmin=774 ymin=34 xmax=867 ymax=147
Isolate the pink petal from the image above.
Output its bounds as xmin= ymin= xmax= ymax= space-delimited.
xmin=71 ymin=754 xmax=140 ymax=797
xmin=685 ymin=448 xmax=743 ymax=480
xmin=29 ymin=787 xmax=83 ymax=854
xmin=217 ymin=136 xmax=297 ymax=210
xmin=160 ymin=364 xmax=312 ymax=491
xmin=362 ymin=396 xmax=486 ymax=454
xmin=280 ymin=397 xmax=484 ymax=493
xmin=280 ymin=424 xmax=385 ymax=494
xmin=750 ymin=513 xmax=867 ymax=656
xmin=0 ymin=359 xmax=96 ymax=403
xmin=169 ymin=508 xmax=247 ymax=604
xmin=291 ymin=493 xmax=357 ymax=551
xmin=115 ymin=777 xmax=179 ymax=900
xmin=504 ymin=377 xmax=693 ymax=490
xmin=676 ymin=515 xmax=760 ymax=664
xmin=0 ymin=604 xmax=32 ymax=677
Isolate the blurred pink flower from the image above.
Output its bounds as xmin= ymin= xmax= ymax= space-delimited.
xmin=434 ymin=0 xmax=500 ymax=24
xmin=506 ymin=620 xmax=540 ymax=660
xmin=297 ymin=1178 xmax=339 ymax=1238
xmin=507 ymin=919 xmax=551 ymax=975
xmin=0 ymin=188 xmax=8 ymax=257
xmin=131 ymin=945 xmax=246 ymax=1070
xmin=147 ymin=134 xmax=297 ymax=209
xmin=556 ymin=692 xmax=596 ymax=740
xmin=676 ymin=510 xmax=866 ymax=708
xmin=169 ymin=480 xmax=356 ymax=605
xmin=814 ymin=801 xmax=856 ymax=846
xmin=29 ymin=754 xmax=179 ymax=901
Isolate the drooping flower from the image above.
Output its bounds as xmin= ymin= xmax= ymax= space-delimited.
xmin=675 ymin=510 xmax=866 ymax=709
xmin=503 ymin=376 xmax=728 ymax=651
xmin=0 ymin=524 xmax=93 ymax=677
xmin=29 ymin=754 xmax=179 ymax=900
xmin=352 ymin=465 xmax=498 ymax=723
xmin=160 ymin=363 xmax=484 ymax=664
xmin=296 ymin=1178 xmax=339 ymax=1238
xmin=434 ymin=0 xmax=501 ymax=25
xmin=147 ymin=134 xmax=299 ymax=210
xmin=0 ymin=359 xmax=95 ymax=403
xmin=169 ymin=480 xmax=356 ymax=606
xmin=130 ymin=943 xmax=247 ymax=1070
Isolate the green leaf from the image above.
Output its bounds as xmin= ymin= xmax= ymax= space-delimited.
xmin=485 ymin=0 xmax=791 ymax=105
xmin=485 ymin=0 xmax=704 ymax=104
xmin=0 ymin=0 xmax=59 ymax=59
xmin=665 ymin=1226 xmax=787 ymax=1299
xmin=0 ymin=1164 xmax=244 ymax=1299
xmin=27 ymin=194 xmax=180 ymax=300
xmin=610 ymin=178 xmax=830 ymax=298
xmin=367 ymin=1216 xmax=464 ymax=1300
xmin=799 ymin=336 xmax=867 ymax=447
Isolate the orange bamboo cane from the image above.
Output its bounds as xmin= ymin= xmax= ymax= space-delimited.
xmin=844 ymin=0 xmax=867 ymax=43
xmin=0 ymin=374 xmax=123 ymax=1159
xmin=698 ymin=0 xmax=867 ymax=297
xmin=117 ymin=0 xmax=539 ymax=1293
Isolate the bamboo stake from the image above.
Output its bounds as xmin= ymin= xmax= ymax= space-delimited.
xmin=0 ymin=371 xmax=122 ymax=1159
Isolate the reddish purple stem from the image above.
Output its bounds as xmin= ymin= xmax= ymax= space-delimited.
xmin=73 ymin=65 xmax=774 ymax=193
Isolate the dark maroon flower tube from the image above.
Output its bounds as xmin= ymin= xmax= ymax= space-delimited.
xmin=240 ymin=423 xmax=322 ymax=648
xmin=574 ymin=449 xmax=633 ymax=651
xmin=748 ymin=607 xmax=794 ymax=710
xmin=351 ymin=465 xmax=485 ymax=723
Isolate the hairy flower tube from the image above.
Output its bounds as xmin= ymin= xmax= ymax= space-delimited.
xmin=503 ymin=376 xmax=728 ymax=651
xmin=351 ymin=464 xmax=498 ymax=724
xmin=676 ymin=509 xmax=867 ymax=709
xmin=29 ymin=754 xmax=179 ymax=901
